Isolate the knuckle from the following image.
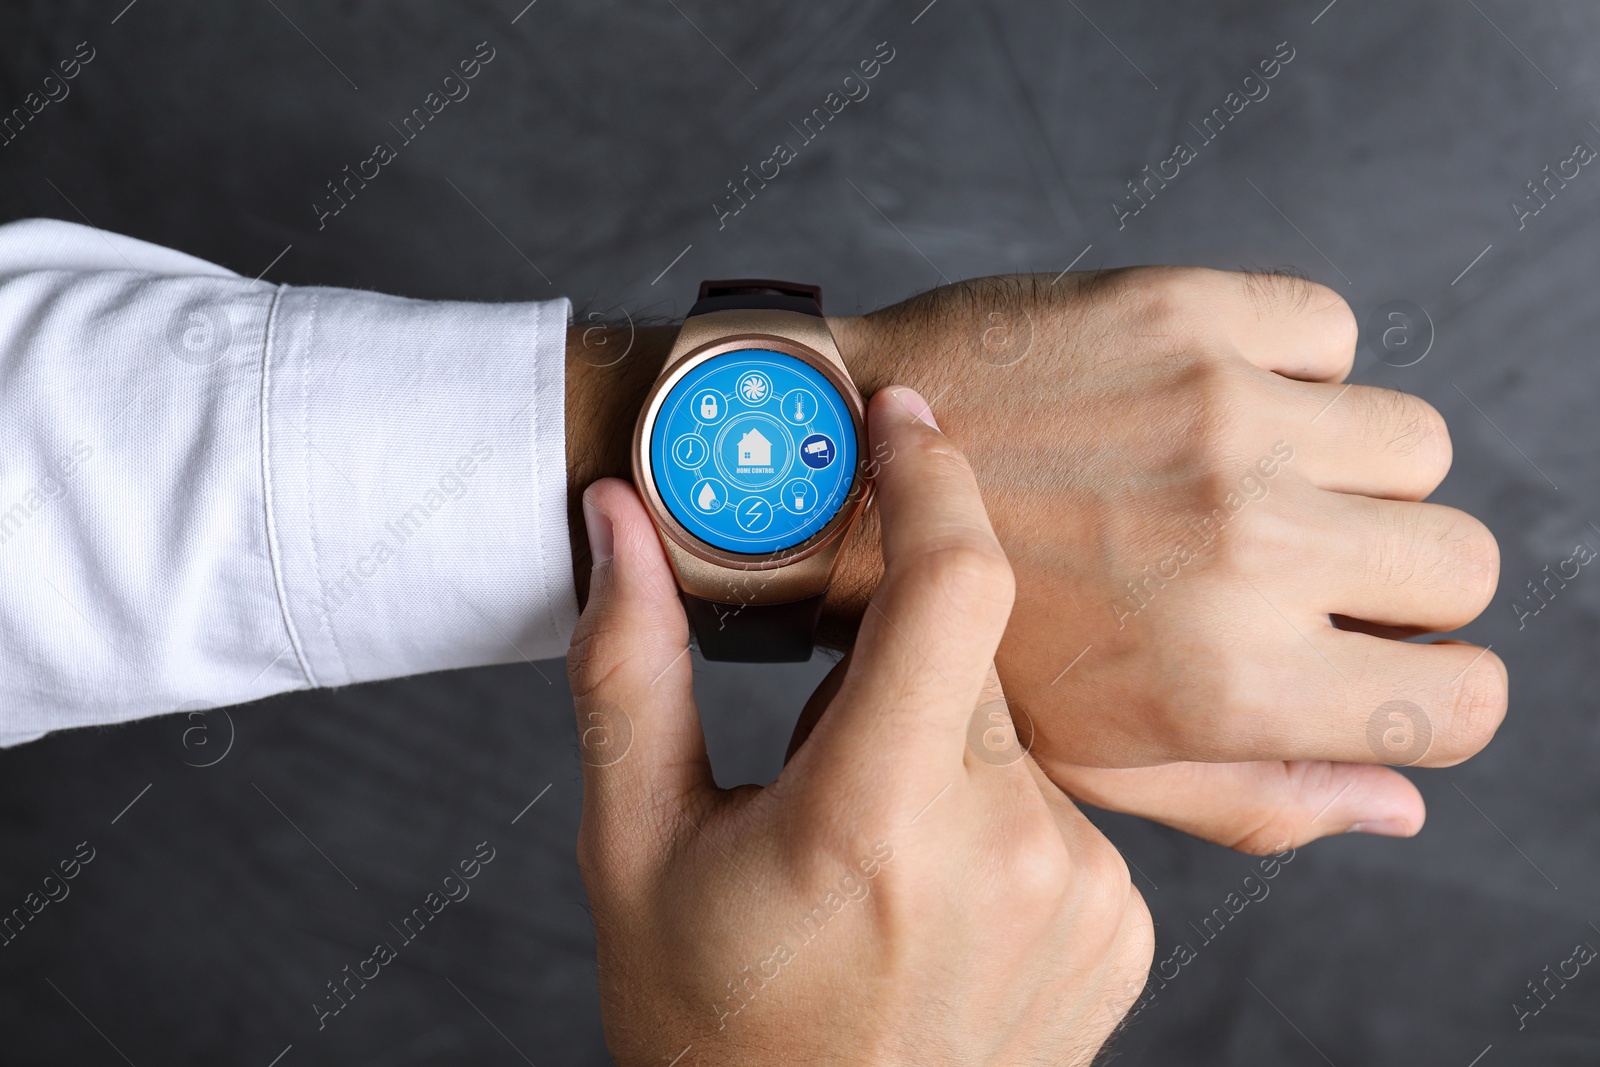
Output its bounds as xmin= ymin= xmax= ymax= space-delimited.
xmin=906 ymin=429 xmax=978 ymax=475
xmin=574 ymin=820 xmax=606 ymax=884
xmin=1210 ymin=499 xmax=1293 ymax=574
xmin=1436 ymin=511 xmax=1500 ymax=608
xmin=1079 ymin=265 xmax=1215 ymax=339
xmin=1362 ymin=516 xmax=1413 ymax=589
xmin=915 ymin=541 xmax=1016 ymax=614
xmin=1006 ymin=827 xmax=1076 ymax=908
xmin=1238 ymin=269 xmax=1316 ymax=314
xmin=574 ymin=813 xmax=635 ymax=892
xmin=1072 ymin=833 xmax=1135 ymax=917
xmin=1377 ymin=391 xmax=1453 ymax=484
xmin=565 ymin=622 xmax=619 ymax=700
xmin=1368 ymin=506 xmax=1499 ymax=608
xmin=1240 ymin=270 xmax=1355 ymax=337
xmin=890 ymin=431 xmax=984 ymax=502
xmin=1127 ymin=360 xmax=1246 ymax=494
xmin=1440 ymin=651 xmax=1509 ymax=758
xmin=1175 ymin=357 xmax=1254 ymax=455
xmin=1225 ymin=811 xmax=1306 ymax=856
xmin=1365 ymin=506 xmax=1434 ymax=589
xmin=1313 ymin=285 xmax=1359 ymax=354
xmin=1131 ymin=266 xmax=1213 ymax=332
xmin=1113 ymin=884 xmax=1157 ymax=974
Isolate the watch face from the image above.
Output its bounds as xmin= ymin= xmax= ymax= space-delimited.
xmin=648 ymin=348 xmax=859 ymax=555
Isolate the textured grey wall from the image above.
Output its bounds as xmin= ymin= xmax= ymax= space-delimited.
xmin=2 ymin=1 xmax=1598 ymax=1064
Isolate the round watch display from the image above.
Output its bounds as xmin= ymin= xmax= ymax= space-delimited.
xmin=648 ymin=348 xmax=858 ymax=555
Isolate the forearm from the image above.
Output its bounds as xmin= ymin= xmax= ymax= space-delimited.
xmin=0 ymin=218 xmax=576 ymax=741
xmin=564 ymin=323 xmax=673 ymax=608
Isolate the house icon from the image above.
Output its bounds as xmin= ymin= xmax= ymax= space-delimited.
xmin=737 ymin=428 xmax=772 ymax=466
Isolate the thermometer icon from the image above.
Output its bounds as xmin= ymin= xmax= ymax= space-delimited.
xmin=785 ymin=389 xmax=816 ymax=425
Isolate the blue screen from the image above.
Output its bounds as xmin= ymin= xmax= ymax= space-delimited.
xmin=649 ymin=349 xmax=858 ymax=554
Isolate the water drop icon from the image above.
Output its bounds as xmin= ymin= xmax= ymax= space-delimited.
xmin=697 ymin=482 xmax=718 ymax=510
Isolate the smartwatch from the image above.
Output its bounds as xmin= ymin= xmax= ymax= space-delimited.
xmin=632 ymin=279 xmax=872 ymax=662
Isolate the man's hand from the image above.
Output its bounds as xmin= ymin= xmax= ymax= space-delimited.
xmin=565 ymin=266 xmax=1507 ymax=852
xmin=829 ymin=268 xmax=1506 ymax=850
xmin=568 ymin=388 xmax=1152 ymax=1066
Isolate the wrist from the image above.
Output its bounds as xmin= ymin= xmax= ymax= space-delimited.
xmin=817 ymin=314 xmax=903 ymax=648
xmin=566 ymin=322 xmax=676 ymax=606
xmin=563 ymin=312 xmax=907 ymax=644
xmin=827 ymin=313 xmax=901 ymax=396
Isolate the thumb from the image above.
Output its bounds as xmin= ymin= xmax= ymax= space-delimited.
xmin=568 ymin=479 xmax=713 ymax=853
xmin=1049 ymin=760 xmax=1425 ymax=854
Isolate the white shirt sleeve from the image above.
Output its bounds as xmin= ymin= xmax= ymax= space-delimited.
xmin=0 ymin=218 xmax=577 ymax=746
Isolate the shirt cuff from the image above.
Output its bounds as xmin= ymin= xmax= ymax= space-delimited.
xmin=263 ymin=286 xmax=576 ymax=689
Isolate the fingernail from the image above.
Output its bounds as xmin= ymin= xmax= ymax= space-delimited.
xmin=1348 ymin=818 xmax=1412 ymax=838
xmin=891 ymin=386 xmax=938 ymax=429
xmin=583 ymin=494 xmax=614 ymax=567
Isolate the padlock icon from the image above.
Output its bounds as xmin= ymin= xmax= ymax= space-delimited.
xmin=700 ymin=394 xmax=718 ymax=420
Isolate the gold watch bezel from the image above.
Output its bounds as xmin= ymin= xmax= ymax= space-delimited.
xmin=631 ymin=309 xmax=871 ymax=607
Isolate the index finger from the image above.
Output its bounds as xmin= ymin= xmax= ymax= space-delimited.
xmin=822 ymin=386 xmax=1016 ymax=779
xmin=1224 ymin=271 xmax=1357 ymax=383
xmin=1139 ymin=266 xmax=1356 ymax=382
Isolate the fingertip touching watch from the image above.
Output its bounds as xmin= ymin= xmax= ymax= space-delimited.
xmin=632 ymin=279 xmax=872 ymax=662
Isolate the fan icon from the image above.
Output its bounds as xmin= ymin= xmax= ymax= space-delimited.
xmin=738 ymin=372 xmax=770 ymax=404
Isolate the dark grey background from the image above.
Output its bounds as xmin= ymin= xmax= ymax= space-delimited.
xmin=1 ymin=1 xmax=1597 ymax=1063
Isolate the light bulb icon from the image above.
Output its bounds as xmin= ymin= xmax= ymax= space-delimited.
xmin=784 ymin=479 xmax=813 ymax=513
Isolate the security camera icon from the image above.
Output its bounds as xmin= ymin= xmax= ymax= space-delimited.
xmin=799 ymin=434 xmax=835 ymax=469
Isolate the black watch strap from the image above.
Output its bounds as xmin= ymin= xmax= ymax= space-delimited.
xmin=680 ymin=278 xmax=827 ymax=663
xmin=681 ymin=591 xmax=826 ymax=663
xmin=688 ymin=278 xmax=823 ymax=318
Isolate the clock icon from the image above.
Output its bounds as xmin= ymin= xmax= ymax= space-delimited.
xmin=672 ymin=435 xmax=709 ymax=468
